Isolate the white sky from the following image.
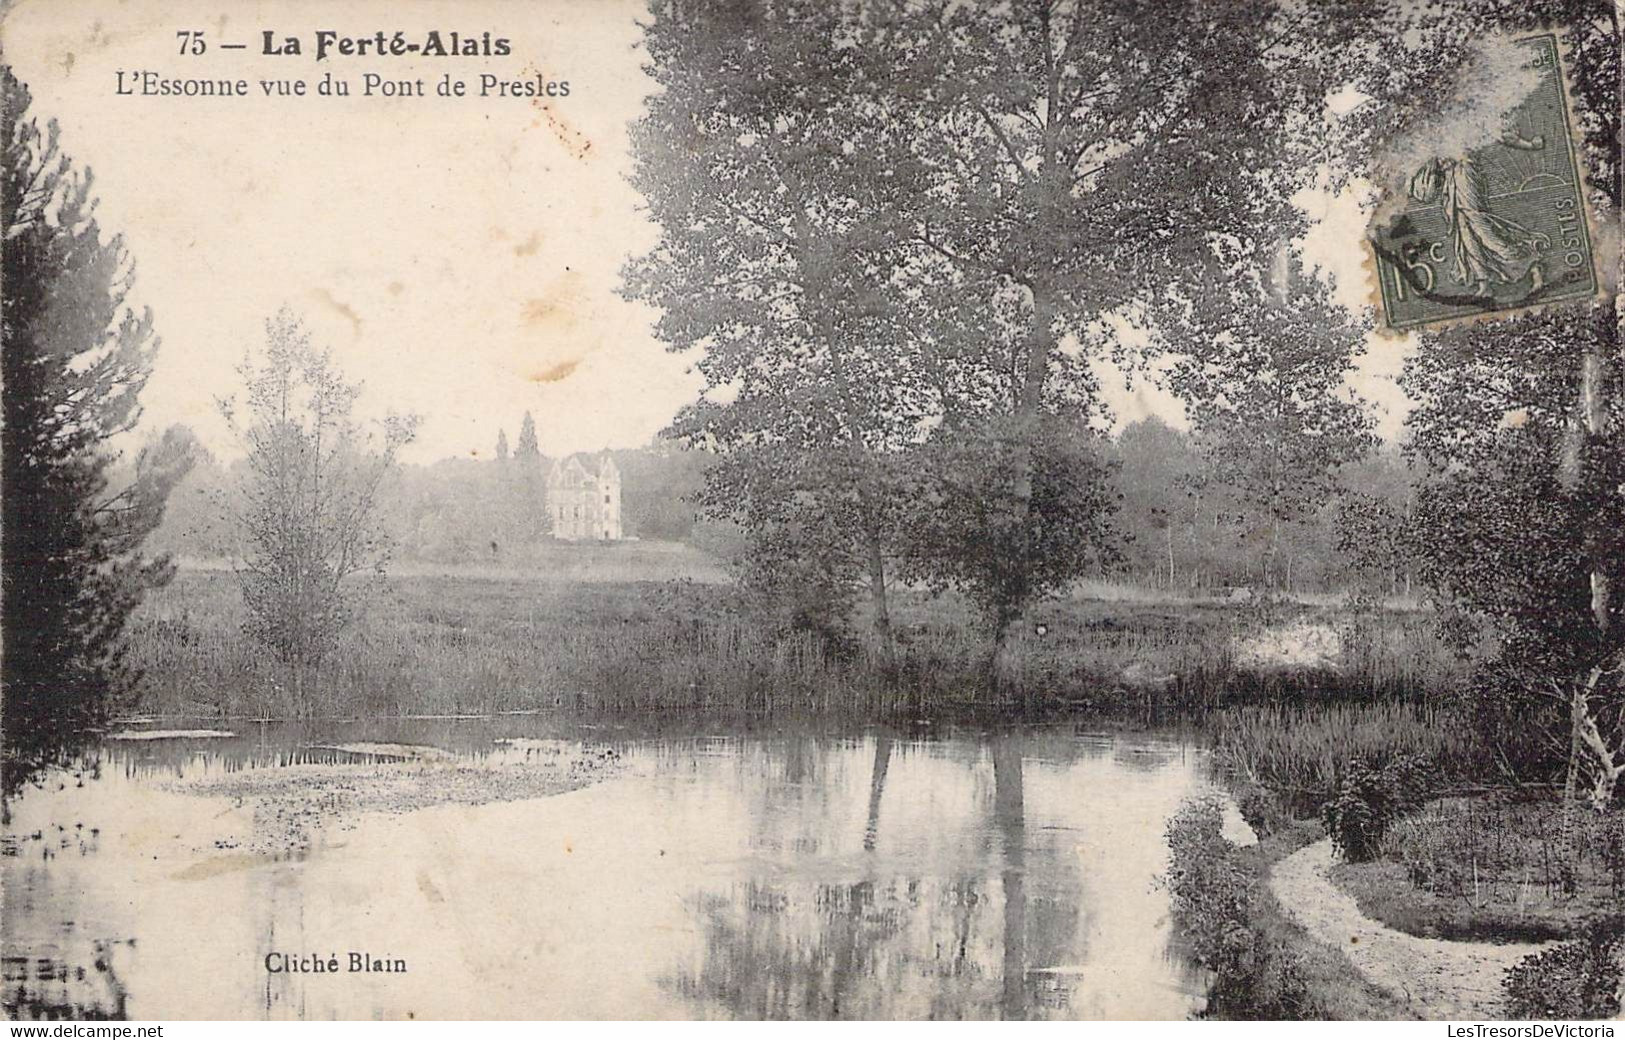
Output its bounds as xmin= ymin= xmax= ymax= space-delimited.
xmin=1 ymin=0 xmax=1413 ymax=463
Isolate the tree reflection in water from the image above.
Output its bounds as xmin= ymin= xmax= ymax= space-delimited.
xmin=670 ymin=732 xmax=1098 ymax=1020
xmin=4 ymin=722 xmax=1208 ymax=1019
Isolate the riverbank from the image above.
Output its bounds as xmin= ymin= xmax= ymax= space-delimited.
xmin=125 ymin=569 xmax=1460 ymax=720
xmin=1271 ymin=839 xmax=1550 ymax=1018
xmin=1171 ymin=781 xmax=1625 ymax=1019
xmin=1164 ymin=799 xmax=1415 ymax=1019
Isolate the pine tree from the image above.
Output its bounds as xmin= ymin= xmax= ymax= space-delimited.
xmin=509 ymin=410 xmax=547 ymax=539
xmin=495 ymin=428 xmax=510 ymax=463
xmin=1 ymin=63 xmax=193 ymax=795
xmin=515 ymin=411 xmax=541 ymax=460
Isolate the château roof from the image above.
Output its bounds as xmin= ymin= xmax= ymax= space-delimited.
xmin=545 ymin=452 xmax=617 ymax=488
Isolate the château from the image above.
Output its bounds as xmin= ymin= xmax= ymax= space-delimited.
xmin=546 ymin=454 xmax=622 ymax=541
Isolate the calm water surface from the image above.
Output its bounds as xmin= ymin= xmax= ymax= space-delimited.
xmin=2 ymin=718 xmax=1215 ymax=1019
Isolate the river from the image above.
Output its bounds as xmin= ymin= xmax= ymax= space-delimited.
xmin=1 ymin=718 xmax=1217 ymax=1019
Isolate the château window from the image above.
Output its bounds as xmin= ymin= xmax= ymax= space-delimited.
xmin=603 ymin=495 xmax=610 ymax=504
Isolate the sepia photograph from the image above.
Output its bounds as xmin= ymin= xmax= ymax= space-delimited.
xmin=0 ymin=0 xmax=1621 ymax=1025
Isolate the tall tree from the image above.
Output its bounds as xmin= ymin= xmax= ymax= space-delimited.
xmin=872 ymin=0 xmax=1310 ymax=647
xmin=1311 ymin=1 xmax=1623 ymax=812
xmin=495 ymin=428 xmax=510 ymax=463
xmin=510 ymin=410 xmax=548 ymax=540
xmin=1163 ymin=255 xmax=1376 ymax=592
xmin=218 ymin=309 xmax=415 ymax=717
xmin=1113 ymin=418 xmax=1207 ymax=589
xmin=1405 ymin=309 xmax=1624 ymax=806
xmin=515 ymin=411 xmax=541 ymax=461
xmin=624 ymin=0 xmax=934 ymax=657
xmin=1335 ymin=446 xmax=1423 ymax=601
xmin=1 ymin=64 xmax=193 ymax=795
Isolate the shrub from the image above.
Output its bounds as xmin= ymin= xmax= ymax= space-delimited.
xmin=1503 ymin=916 xmax=1625 ymax=1020
xmin=1236 ymin=783 xmax=1293 ymax=839
xmin=1164 ymin=797 xmax=1315 ymax=1018
xmin=1322 ymin=756 xmax=1427 ymax=862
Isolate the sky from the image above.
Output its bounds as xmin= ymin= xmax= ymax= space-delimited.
xmin=1 ymin=0 xmax=1414 ymax=464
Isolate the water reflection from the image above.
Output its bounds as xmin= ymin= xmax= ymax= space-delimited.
xmin=2 ymin=720 xmax=1211 ymax=1019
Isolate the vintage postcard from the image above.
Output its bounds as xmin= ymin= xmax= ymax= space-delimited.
xmin=1 ymin=0 xmax=1621 ymax=1027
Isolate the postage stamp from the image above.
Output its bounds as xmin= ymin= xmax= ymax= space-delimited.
xmin=1370 ymin=33 xmax=1599 ymax=330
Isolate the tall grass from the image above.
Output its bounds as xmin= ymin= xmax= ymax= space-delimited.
xmin=1211 ymin=703 xmax=1478 ymax=810
xmin=1383 ymin=797 xmax=1625 ymax=906
xmin=1328 ymin=797 xmax=1625 ymax=945
xmin=126 ymin=572 xmax=989 ymax=719
xmin=126 ymin=569 xmax=1465 ymax=721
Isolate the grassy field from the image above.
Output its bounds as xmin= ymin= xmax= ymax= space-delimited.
xmin=124 ymin=559 xmax=1464 ymax=720
xmin=174 ymin=538 xmax=733 ymax=585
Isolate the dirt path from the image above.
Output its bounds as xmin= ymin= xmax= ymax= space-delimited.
xmin=1269 ymin=838 xmax=1550 ymax=1020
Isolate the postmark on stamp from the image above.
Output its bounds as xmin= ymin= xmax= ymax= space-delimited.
xmin=1369 ymin=33 xmax=1598 ymax=331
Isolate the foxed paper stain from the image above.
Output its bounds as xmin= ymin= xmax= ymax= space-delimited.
xmin=311 ymin=287 xmax=364 ymax=339
xmin=529 ymin=358 xmax=579 ymax=383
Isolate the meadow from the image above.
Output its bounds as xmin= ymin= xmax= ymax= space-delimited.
xmin=124 ymin=553 xmax=1463 ymax=722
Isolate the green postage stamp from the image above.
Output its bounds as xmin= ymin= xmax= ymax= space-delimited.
xmin=1371 ymin=33 xmax=1598 ymax=330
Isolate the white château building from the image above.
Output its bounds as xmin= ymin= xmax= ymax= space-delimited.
xmin=546 ymin=454 xmax=623 ymax=541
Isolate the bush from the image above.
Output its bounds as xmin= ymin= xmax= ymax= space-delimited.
xmin=1322 ymin=756 xmax=1427 ymax=862
xmin=1236 ymin=783 xmax=1293 ymax=839
xmin=1164 ymin=797 xmax=1314 ymax=1018
xmin=1503 ymin=916 xmax=1625 ymax=1020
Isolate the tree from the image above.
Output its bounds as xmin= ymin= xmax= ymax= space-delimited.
xmin=1162 ymin=255 xmax=1376 ymax=592
xmin=1308 ymin=12 xmax=1620 ymax=1009
xmin=218 ymin=309 xmax=415 ymax=716
xmin=495 ymin=428 xmax=510 ymax=463
xmin=624 ymin=0 xmax=935 ymax=657
xmin=1404 ymin=309 xmax=1624 ymax=807
xmin=612 ymin=441 xmax=708 ymax=542
xmin=1113 ymin=418 xmax=1206 ymax=589
xmin=508 ymin=410 xmax=549 ymax=541
xmin=869 ymin=0 xmax=1311 ymax=647
xmin=515 ymin=411 xmax=541 ymax=461
xmin=902 ymin=415 xmax=1117 ymax=684
xmin=1303 ymin=0 xmax=1624 ymax=812
xmin=1335 ymin=447 xmax=1423 ymax=601
xmin=1 ymin=63 xmax=193 ymax=795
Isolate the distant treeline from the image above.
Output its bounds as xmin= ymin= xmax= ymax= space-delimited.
xmin=139 ymin=417 xmax=1416 ymax=594
xmin=1109 ymin=418 xmax=1416 ymax=597
xmin=142 ymin=438 xmax=717 ymax=564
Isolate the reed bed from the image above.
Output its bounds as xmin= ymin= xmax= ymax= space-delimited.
xmin=126 ymin=569 xmax=1464 ymax=721
xmin=126 ymin=572 xmax=979 ymax=719
xmin=1211 ymin=702 xmax=1479 ymax=809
